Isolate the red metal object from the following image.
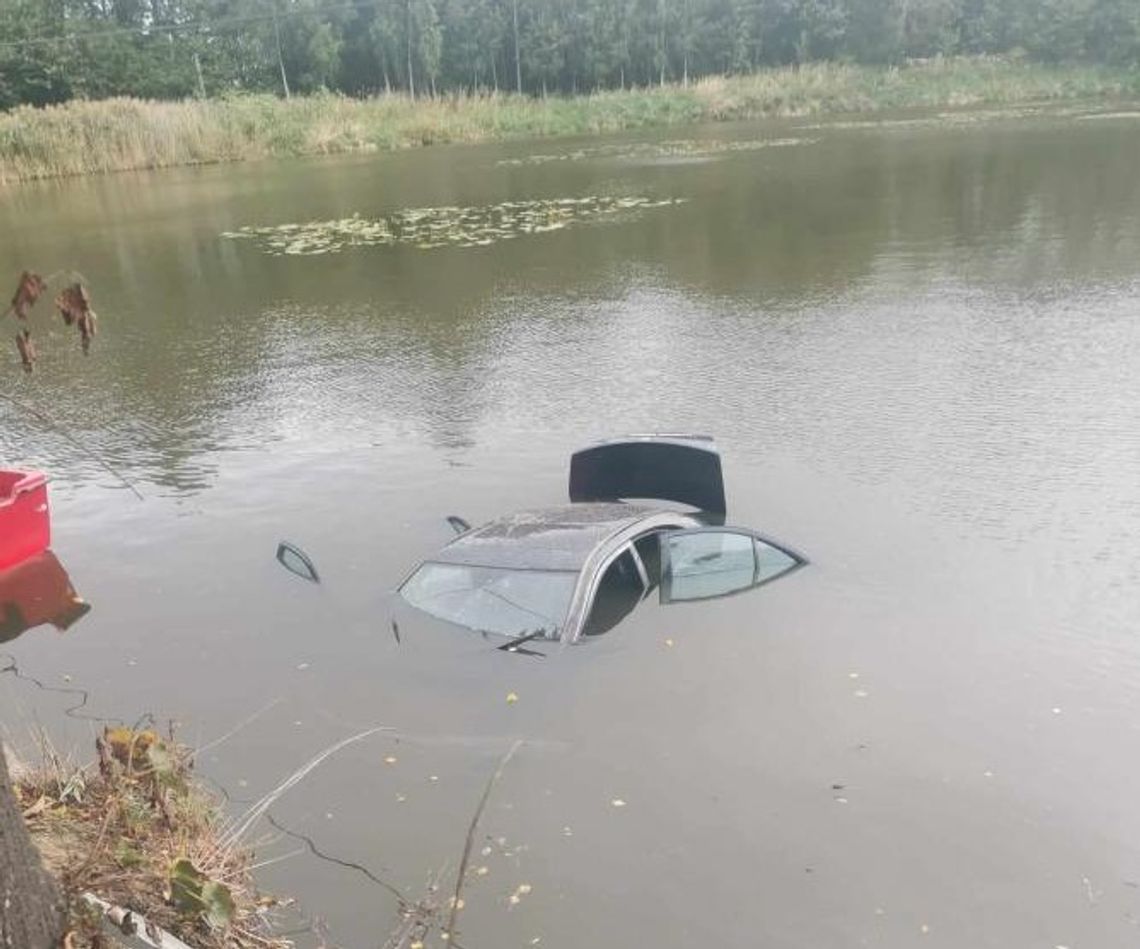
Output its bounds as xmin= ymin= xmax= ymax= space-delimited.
xmin=0 ymin=470 xmax=51 ymax=570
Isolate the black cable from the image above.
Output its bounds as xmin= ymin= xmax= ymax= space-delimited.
xmin=265 ymin=811 xmax=409 ymax=906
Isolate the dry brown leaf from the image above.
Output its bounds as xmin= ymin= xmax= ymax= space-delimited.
xmin=10 ymin=271 xmax=46 ymax=319
xmin=56 ymin=282 xmax=92 ymax=327
xmin=15 ymin=329 xmax=35 ymax=372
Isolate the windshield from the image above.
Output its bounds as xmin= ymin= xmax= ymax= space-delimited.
xmin=400 ymin=562 xmax=578 ymax=639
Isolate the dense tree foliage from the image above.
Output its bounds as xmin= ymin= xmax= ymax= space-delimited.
xmin=0 ymin=0 xmax=1136 ymax=108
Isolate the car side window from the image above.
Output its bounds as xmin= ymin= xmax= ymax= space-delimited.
xmin=583 ymin=549 xmax=644 ymax=637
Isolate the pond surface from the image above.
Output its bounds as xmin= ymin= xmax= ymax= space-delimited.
xmin=3 ymin=103 xmax=1140 ymax=948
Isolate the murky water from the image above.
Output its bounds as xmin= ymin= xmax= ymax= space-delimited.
xmin=3 ymin=103 xmax=1140 ymax=948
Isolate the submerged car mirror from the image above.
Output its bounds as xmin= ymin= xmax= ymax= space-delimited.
xmin=446 ymin=515 xmax=472 ymax=535
xmin=276 ymin=541 xmax=320 ymax=583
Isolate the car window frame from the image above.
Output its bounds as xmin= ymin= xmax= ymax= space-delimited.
xmin=562 ymin=511 xmax=703 ymax=642
xmin=579 ymin=544 xmax=648 ymax=638
xmin=630 ymin=527 xmax=672 ymax=599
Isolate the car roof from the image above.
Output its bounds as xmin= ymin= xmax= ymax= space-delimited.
xmin=431 ymin=502 xmax=676 ymax=571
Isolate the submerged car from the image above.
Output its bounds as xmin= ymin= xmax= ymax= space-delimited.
xmin=398 ymin=436 xmax=806 ymax=645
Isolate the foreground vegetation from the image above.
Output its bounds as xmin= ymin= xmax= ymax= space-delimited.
xmin=1 ymin=58 xmax=1136 ymax=184
xmin=11 ymin=729 xmax=287 ymax=948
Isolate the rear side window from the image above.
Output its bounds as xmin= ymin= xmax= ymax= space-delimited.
xmin=662 ymin=530 xmax=802 ymax=603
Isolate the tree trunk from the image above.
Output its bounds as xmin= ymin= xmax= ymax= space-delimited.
xmin=406 ymin=0 xmax=416 ymax=99
xmin=272 ymin=7 xmax=291 ymax=99
xmin=512 ymin=0 xmax=522 ymax=94
xmin=193 ymin=52 xmax=207 ymax=99
xmin=0 ymin=746 xmax=65 ymax=949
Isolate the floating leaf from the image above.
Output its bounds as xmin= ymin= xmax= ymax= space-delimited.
xmin=509 ymin=883 xmax=533 ymax=906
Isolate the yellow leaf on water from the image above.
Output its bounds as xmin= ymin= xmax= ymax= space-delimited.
xmin=506 ymin=692 xmax=519 ymax=704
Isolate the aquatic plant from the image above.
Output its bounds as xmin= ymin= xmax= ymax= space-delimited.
xmin=495 ymin=136 xmax=817 ymax=166
xmin=222 ymin=195 xmax=684 ymax=256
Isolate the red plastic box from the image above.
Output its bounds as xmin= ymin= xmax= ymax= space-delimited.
xmin=0 ymin=470 xmax=50 ymax=571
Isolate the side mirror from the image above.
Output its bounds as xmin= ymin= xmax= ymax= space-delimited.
xmin=276 ymin=542 xmax=320 ymax=583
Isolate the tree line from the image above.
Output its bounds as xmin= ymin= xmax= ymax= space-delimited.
xmin=0 ymin=0 xmax=1137 ymax=109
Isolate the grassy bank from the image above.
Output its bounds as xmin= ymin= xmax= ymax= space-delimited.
xmin=1 ymin=57 xmax=1136 ymax=184
xmin=12 ymin=729 xmax=288 ymax=948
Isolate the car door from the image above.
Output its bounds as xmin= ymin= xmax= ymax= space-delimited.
xmin=659 ymin=528 xmax=805 ymax=604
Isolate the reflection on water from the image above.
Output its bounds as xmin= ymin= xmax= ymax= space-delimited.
xmin=495 ymin=136 xmax=817 ymax=166
xmin=1 ymin=103 xmax=1139 ymax=948
xmin=0 ymin=551 xmax=89 ymax=645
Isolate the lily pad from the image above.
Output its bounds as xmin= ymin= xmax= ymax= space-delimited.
xmin=222 ymin=195 xmax=684 ymax=257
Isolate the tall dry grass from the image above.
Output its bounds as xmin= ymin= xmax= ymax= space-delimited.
xmin=0 ymin=57 xmax=1134 ymax=184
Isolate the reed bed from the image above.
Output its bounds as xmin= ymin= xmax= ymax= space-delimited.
xmin=0 ymin=58 xmax=1135 ymax=184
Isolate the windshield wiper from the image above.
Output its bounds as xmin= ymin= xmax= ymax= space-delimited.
xmin=497 ymin=630 xmax=547 ymax=658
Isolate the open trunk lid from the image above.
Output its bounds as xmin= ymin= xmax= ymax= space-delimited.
xmin=568 ymin=435 xmax=726 ymax=515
